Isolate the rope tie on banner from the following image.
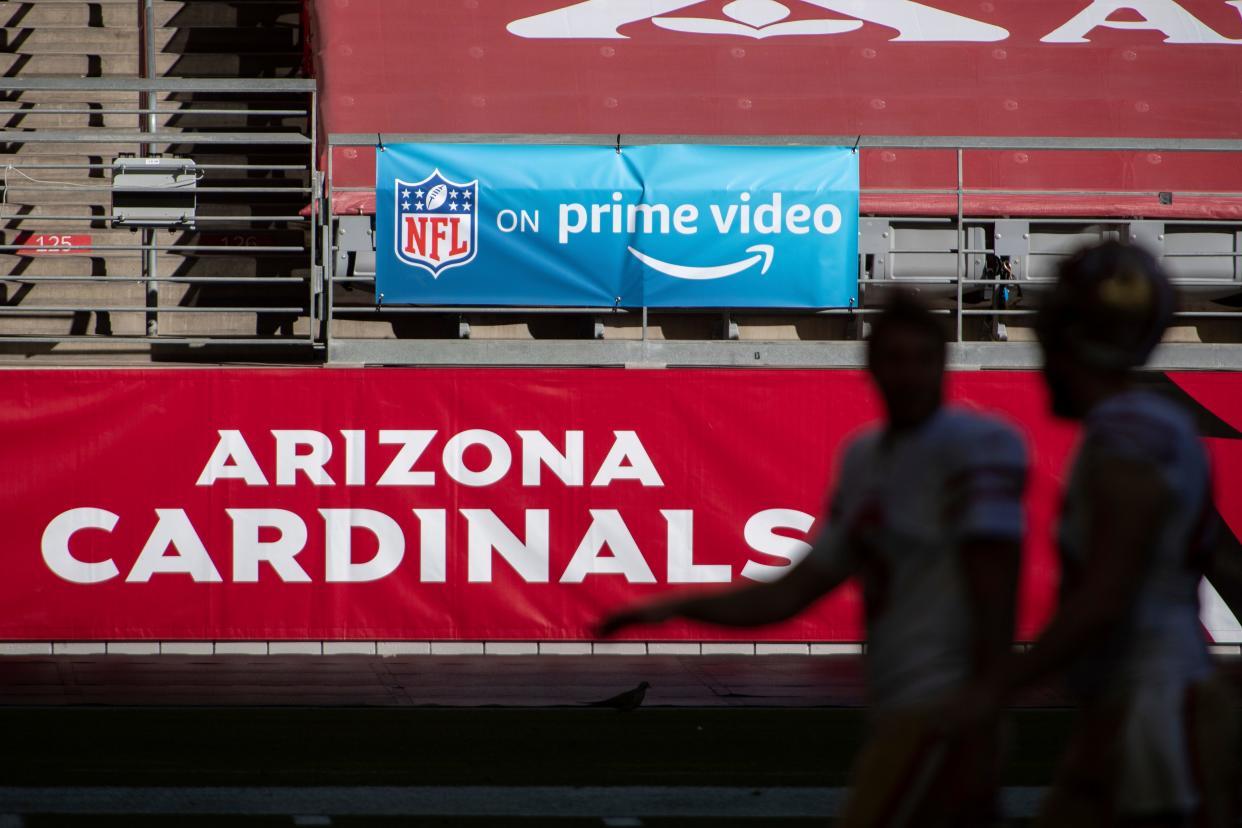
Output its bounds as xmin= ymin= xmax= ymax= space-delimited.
xmin=851 ymin=135 xmax=861 ymax=154
xmin=616 ymin=134 xmax=622 ymax=155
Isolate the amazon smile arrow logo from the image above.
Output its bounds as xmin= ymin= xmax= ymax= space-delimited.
xmin=627 ymin=244 xmax=775 ymax=281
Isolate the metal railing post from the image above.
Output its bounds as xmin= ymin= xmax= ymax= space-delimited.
xmin=309 ymin=88 xmax=319 ymax=346
xmin=325 ymin=140 xmax=335 ymax=355
xmin=315 ymin=132 xmax=1242 ymax=365
xmin=0 ymin=77 xmax=317 ymax=350
xmin=139 ymin=0 xmax=159 ymax=337
xmin=955 ymin=147 xmax=964 ymax=343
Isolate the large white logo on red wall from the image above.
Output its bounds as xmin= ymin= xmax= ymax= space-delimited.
xmin=509 ymin=0 xmax=1242 ymax=44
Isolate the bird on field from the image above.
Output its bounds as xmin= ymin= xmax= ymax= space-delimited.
xmin=586 ymin=681 xmax=650 ymax=711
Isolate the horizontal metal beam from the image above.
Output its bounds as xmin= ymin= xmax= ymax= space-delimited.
xmin=0 ymin=245 xmax=305 ymax=253
xmin=1 ymin=186 xmax=312 ymax=194
xmin=0 ymin=79 xmax=316 ymax=93
xmin=331 ymin=134 xmax=1242 ymax=153
xmin=0 ymin=131 xmax=310 ymax=145
xmin=330 ymin=183 xmax=1242 ymax=200
xmin=0 ymin=307 xmax=305 ymax=314
xmin=329 ymin=305 xmax=918 ymax=316
xmin=0 ymin=277 xmax=308 ymax=285
xmin=0 ymin=109 xmax=309 ymax=117
xmin=6 ymin=164 xmax=307 ymax=171
xmin=0 ymin=215 xmax=309 ymax=222
xmin=0 ymin=336 xmax=314 ymax=346
xmin=959 ymin=309 xmax=1242 ymax=319
xmin=328 ymin=339 xmax=1242 ymax=371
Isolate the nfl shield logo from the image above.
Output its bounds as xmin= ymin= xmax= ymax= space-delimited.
xmin=393 ymin=170 xmax=478 ymax=277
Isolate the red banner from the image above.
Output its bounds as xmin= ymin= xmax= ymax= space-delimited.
xmin=3 ymin=368 xmax=1241 ymax=641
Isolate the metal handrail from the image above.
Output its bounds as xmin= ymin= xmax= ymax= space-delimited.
xmin=329 ymin=133 xmax=1242 ymax=152
xmin=0 ymin=131 xmax=310 ymax=144
xmin=0 ymin=78 xmax=317 ymax=92
xmin=0 ymin=75 xmax=319 ymax=350
xmin=0 ymin=214 xmax=310 ymax=222
xmin=323 ymin=132 xmax=1242 ymax=360
xmin=0 ymin=108 xmax=310 ymax=117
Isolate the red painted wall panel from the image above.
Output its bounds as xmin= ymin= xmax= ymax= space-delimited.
xmin=310 ymin=0 xmax=1242 ymax=217
xmin=3 ymin=367 xmax=1236 ymax=642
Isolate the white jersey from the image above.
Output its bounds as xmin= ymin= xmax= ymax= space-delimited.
xmin=1059 ymin=389 xmax=1215 ymax=699
xmin=808 ymin=407 xmax=1028 ymax=711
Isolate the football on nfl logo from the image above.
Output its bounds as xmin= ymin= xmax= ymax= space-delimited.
xmin=393 ymin=170 xmax=478 ymax=277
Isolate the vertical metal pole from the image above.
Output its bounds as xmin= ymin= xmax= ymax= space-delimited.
xmin=955 ymin=148 xmax=964 ymax=343
xmin=325 ymin=138 xmax=335 ymax=357
xmin=144 ymin=230 xmax=158 ymax=335
xmin=140 ymin=0 xmax=156 ymax=137
xmin=139 ymin=0 xmax=158 ymax=337
xmin=309 ymin=89 xmax=318 ymax=347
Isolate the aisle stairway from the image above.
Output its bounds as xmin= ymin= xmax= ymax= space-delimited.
xmin=0 ymin=0 xmax=313 ymax=356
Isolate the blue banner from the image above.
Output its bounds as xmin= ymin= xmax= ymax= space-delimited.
xmin=375 ymin=144 xmax=858 ymax=308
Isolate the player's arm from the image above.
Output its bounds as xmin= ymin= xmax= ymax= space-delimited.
xmin=996 ymin=450 xmax=1168 ymax=696
xmin=597 ymin=526 xmax=857 ymax=636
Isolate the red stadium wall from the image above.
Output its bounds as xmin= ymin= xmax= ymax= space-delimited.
xmin=5 ymin=367 xmax=1242 ymax=642
xmin=309 ymin=0 xmax=1242 ymax=218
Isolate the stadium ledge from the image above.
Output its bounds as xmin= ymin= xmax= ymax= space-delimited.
xmin=0 ymin=642 xmax=871 ymax=657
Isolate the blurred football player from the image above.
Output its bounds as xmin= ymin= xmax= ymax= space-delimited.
xmin=599 ymin=292 xmax=1029 ymax=827
xmin=951 ymin=241 xmax=1237 ymax=827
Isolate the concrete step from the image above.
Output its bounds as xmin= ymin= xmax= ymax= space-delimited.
xmin=0 ymin=101 xmax=309 ymax=127
xmin=0 ymin=257 xmax=107 ymax=279
xmin=0 ymin=51 xmax=302 ymax=77
xmin=0 ymin=286 xmax=310 ymax=338
xmin=162 ymin=27 xmax=301 ymax=54
xmin=0 ymin=204 xmax=107 ymax=225
xmin=0 ymin=109 xmax=148 ymax=130
xmin=0 ymin=277 xmax=298 ymax=307
xmin=0 ymin=0 xmax=311 ymax=353
xmin=0 ymin=53 xmax=143 ymax=76
xmin=158 ymin=309 xmax=310 ymax=337
xmin=0 ymin=278 xmax=146 ymax=304
xmin=0 ymin=307 xmax=147 ymax=336
xmin=0 ymin=196 xmax=308 ymax=227
xmin=0 ymin=340 xmax=167 ymax=361
xmin=3 ymin=1 xmax=299 ymax=29
xmin=159 ymin=51 xmax=305 ymax=76
xmin=1 ymin=225 xmax=308 ymax=244
xmin=327 ymin=317 xmax=400 ymax=339
xmin=163 ymin=2 xmax=301 ymax=30
xmin=2 ymin=250 xmax=308 ymax=276
xmin=0 ymin=140 xmax=310 ymax=162
xmin=0 ymin=189 xmax=309 ymax=210
xmin=0 ymin=27 xmax=150 ymax=55
xmin=0 ymin=189 xmax=311 ymax=208
xmin=0 ymin=109 xmax=308 ymax=130
xmin=324 ymin=312 xmax=857 ymax=343
xmin=0 ymin=136 xmax=308 ymax=154
xmin=0 ymin=27 xmax=300 ymax=56
xmin=0 ymin=91 xmax=307 ymax=107
xmin=2 ymin=256 xmax=308 ymax=282
xmin=0 ymin=168 xmax=108 ymax=186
